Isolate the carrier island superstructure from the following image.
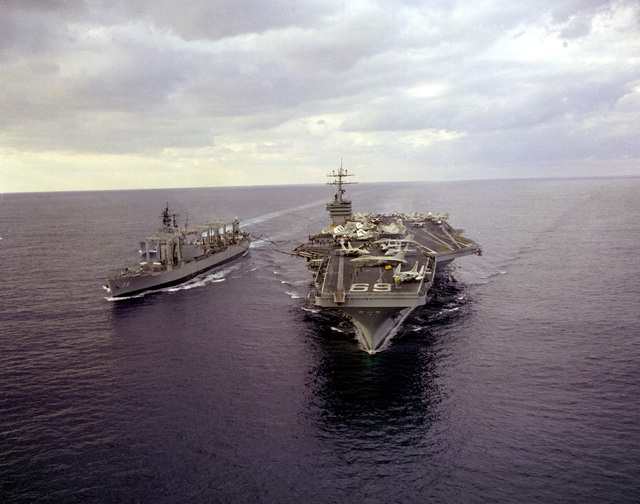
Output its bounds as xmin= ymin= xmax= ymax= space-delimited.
xmin=292 ymin=166 xmax=481 ymax=353
xmin=106 ymin=204 xmax=250 ymax=298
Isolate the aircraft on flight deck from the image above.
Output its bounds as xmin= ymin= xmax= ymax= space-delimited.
xmin=393 ymin=262 xmax=426 ymax=283
xmin=339 ymin=239 xmax=370 ymax=256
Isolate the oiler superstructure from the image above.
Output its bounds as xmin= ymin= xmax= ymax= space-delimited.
xmin=292 ymin=166 xmax=481 ymax=353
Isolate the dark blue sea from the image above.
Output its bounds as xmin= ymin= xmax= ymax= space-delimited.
xmin=1 ymin=178 xmax=639 ymax=503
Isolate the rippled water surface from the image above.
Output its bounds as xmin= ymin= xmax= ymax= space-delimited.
xmin=1 ymin=178 xmax=639 ymax=503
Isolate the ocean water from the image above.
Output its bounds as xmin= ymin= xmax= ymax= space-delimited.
xmin=1 ymin=178 xmax=639 ymax=503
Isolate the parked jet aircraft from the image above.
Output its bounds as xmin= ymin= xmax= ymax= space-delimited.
xmin=393 ymin=262 xmax=426 ymax=283
xmin=350 ymin=247 xmax=407 ymax=266
xmin=374 ymin=234 xmax=415 ymax=251
xmin=339 ymin=239 xmax=370 ymax=256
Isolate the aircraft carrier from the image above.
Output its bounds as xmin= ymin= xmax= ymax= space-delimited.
xmin=292 ymin=166 xmax=481 ymax=353
xmin=106 ymin=204 xmax=250 ymax=298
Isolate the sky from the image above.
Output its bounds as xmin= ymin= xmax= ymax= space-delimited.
xmin=1 ymin=0 xmax=639 ymax=192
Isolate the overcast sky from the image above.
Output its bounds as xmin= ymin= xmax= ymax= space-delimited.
xmin=1 ymin=0 xmax=639 ymax=192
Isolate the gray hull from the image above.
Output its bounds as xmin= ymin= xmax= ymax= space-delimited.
xmin=341 ymin=306 xmax=417 ymax=353
xmin=107 ymin=238 xmax=249 ymax=298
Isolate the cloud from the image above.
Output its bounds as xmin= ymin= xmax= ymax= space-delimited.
xmin=1 ymin=0 xmax=639 ymax=192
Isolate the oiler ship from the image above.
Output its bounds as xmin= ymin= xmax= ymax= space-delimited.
xmin=106 ymin=204 xmax=250 ymax=298
xmin=292 ymin=166 xmax=481 ymax=353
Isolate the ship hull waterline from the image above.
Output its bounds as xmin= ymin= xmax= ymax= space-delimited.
xmin=316 ymin=291 xmax=431 ymax=353
xmin=106 ymin=239 xmax=250 ymax=299
xmin=343 ymin=306 xmax=415 ymax=353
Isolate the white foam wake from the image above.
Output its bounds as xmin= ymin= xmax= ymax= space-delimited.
xmin=105 ymin=263 xmax=241 ymax=301
xmin=242 ymin=199 xmax=325 ymax=228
